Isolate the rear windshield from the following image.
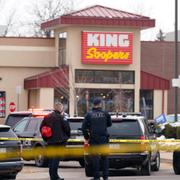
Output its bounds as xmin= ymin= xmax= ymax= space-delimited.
xmin=5 ymin=114 xmax=31 ymax=127
xmin=108 ymin=120 xmax=142 ymax=137
xmin=68 ymin=118 xmax=83 ymax=134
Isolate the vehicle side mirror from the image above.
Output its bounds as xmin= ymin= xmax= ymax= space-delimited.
xmin=148 ymin=123 xmax=156 ymax=134
xmin=13 ymin=128 xmax=17 ymax=132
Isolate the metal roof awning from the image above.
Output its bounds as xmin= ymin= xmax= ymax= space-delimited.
xmin=41 ymin=5 xmax=155 ymax=30
xmin=141 ymin=71 xmax=169 ymax=90
xmin=24 ymin=66 xmax=69 ymax=89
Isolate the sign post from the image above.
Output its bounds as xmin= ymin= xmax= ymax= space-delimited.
xmin=172 ymin=76 xmax=180 ymax=122
xmin=16 ymin=85 xmax=22 ymax=111
xmin=174 ymin=0 xmax=179 ymax=122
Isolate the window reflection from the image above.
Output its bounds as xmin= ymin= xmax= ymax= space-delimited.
xmin=75 ymin=89 xmax=134 ymax=116
xmin=75 ymin=70 xmax=134 ymax=84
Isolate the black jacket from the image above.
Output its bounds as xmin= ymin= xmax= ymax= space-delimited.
xmin=40 ymin=110 xmax=71 ymax=145
xmin=82 ymin=107 xmax=112 ymax=145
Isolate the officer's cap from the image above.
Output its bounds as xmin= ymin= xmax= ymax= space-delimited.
xmin=93 ymin=98 xmax=102 ymax=105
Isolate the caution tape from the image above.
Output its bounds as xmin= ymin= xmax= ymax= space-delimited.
xmin=1 ymin=137 xmax=180 ymax=143
xmin=0 ymin=142 xmax=180 ymax=161
xmin=0 ymin=143 xmax=180 ymax=161
xmin=0 ymin=137 xmax=42 ymax=141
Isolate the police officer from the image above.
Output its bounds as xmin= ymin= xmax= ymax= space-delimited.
xmin=82 ymin=98 xmax=112 ymax=180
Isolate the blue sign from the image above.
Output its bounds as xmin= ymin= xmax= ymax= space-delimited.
xmin=155 ymin=114 xmax=167 ymax=124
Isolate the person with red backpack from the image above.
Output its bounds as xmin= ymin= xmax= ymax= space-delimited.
xmin=40 ymin=102 xmax=71 ymax=180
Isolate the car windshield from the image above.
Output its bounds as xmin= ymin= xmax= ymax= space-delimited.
xmin=108 ymin=120 xmax=142 ymax=137
xmin=5 ymin=114 xmax=30 ymax=127
xmin=166 ymin=115 xmax=180 ymax=123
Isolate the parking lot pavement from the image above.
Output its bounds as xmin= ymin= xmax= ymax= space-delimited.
xmin=16 ymin=161 xmax=86 ymax=180
xmin=160 ymin=151 xmax=173 ymax=163
xmin=17 ymin=154 xmax=173 ymax=180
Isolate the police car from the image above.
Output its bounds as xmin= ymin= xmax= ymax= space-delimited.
xmin=5 ymin=108 xmax=53 ymax=128
xmin=12 ymin=115 xmax=85 ymax=167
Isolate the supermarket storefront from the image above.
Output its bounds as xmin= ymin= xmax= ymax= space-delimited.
xmin=0 ymin=5 xmax=170 ymax=122
xmin=24 ymin=5 xmax=169 ymax=119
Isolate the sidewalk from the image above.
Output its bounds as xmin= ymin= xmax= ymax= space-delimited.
xmin=160 ymin=151 xmax=173 ymax=163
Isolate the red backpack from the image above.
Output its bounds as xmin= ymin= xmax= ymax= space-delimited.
xmin=40 ymin=126 xmax=52 ymax=138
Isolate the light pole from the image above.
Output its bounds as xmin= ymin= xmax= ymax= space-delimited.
xmin=174 ymin=0 xmax=178 ymax=122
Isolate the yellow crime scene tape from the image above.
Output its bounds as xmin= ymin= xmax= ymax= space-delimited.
xmin=0 ymin=137 xmax=180 ymax=160
xmin=0 ymin=143 xmax=180 ymax=161
xmin=1 ymin=137 xmax=180 ymax=143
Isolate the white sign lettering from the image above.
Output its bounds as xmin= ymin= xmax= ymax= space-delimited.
xmin=87 ymin=33 xmax=130 ymax=47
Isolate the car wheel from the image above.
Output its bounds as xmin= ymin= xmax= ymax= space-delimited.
xmin=85 ymin=162 xmax=93 ymax=177
xmin=35 ymin=153 xmax=49 ymax=167
xmin=151 ymin=152 xmax=160 ymax=171
xmin=173 ymin=151 xmax=180 ymax=175
xmin=79 ymin=159 xmax=85 ymax=167
xmin=140 ymin=159 xmax=151 ymax=176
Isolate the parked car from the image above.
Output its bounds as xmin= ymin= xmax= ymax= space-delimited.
xmin=0 ymin=125 xmax=23 ymax=179
xmin=84 ymin=113 xmax=160 ymax=176
xmin=173 ymin=151 xmax=180 ymax=174
xmin=13 ymin=115 xmax=84 ymax=167
xmin=5 ymin=109 xmax=52 ymax=128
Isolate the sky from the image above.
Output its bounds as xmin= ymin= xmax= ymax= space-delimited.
xmin=0 ymin=0 xmax=180 ymax=40
xmin=74 ymin=0 xmax=180 ymax=40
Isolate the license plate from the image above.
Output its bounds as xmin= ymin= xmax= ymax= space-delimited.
xmin=0 ymin=148 xmax=6 ymax=153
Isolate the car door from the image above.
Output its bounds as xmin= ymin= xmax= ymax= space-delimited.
xmin=20 ymin=118 xmax=39 ymax=149
xmin=14 ymin=117 xmax=38 ymax=149
xmin=143 ymin=120 xmax=158 ymax=160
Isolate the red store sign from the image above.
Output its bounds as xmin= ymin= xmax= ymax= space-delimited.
xmin=81 ymin=31 xmax=133 ymax=65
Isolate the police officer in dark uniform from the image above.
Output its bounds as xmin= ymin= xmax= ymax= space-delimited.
xmin=82 ymin=98 xmax=112 ymax=180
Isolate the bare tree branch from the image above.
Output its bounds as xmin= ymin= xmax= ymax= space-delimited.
xmin=2 ymin=10 xmax=17 ymax=36
xmin=21 ymin=0 xmax=74 ymax=37
xmin=0 ymin=0 xmax=20 ymax=36
xmin=156 ymin=29 xmax=166 ymax=41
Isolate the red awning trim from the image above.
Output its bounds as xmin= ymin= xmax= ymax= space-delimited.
xmin=141 ymin=71 xmax=169 ymax=90
xmin=41 ymin=16 xmax=155 ymax=30
xmin=24 ymin=66 xmax=69 ymax=89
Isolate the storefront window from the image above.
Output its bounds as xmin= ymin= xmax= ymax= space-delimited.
xmin=140 ymin=90 xmax=153 ymax=119
xmin=59 ymin=32 xmax=67 ymax=65
xmin=54 ymin=88 xmax=69 ymax=113
xmin=75 ymin=89 xmax=134 ymax=116
xmin=75 ymin=70 xmax=94 ymax=83
xmin=75 ymin=70 xmax=134 ymax=84
xmin=94 ymin=71 xmax=114 ymax=83
xmin=0 ymin=91 xmax=6 ymax=118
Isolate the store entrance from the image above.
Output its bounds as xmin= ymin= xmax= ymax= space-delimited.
xmin=140 ymin=90 xmax=153 ymax=119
